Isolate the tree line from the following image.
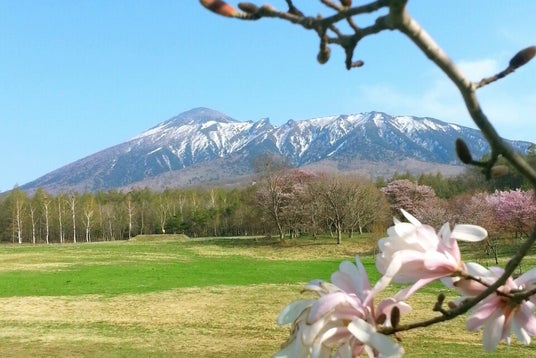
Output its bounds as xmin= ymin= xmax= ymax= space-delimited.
xmin=1 ymin=154 xmax=535 ymax=244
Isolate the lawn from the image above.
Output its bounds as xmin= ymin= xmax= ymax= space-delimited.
xmin=0 ymin=235 xmax=533 ymax=357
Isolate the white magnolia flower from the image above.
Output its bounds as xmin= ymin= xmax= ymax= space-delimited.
xmin=374 ymin=209 xmax=487 ymax=300
xmin=274 ymin=257 xmax=405 ymax=357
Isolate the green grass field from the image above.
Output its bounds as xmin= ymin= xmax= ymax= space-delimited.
xmin=0 ymin=235 xmax=534 ymax=357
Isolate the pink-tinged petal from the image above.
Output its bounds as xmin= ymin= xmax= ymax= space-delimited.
xmin=464 ymin=262 xmax=492 ymax=277
xmin=315 ymin=326 xmax=351 ymax=349
xmin=423 ymin=251 xmax=458 ymax=273
xmin=376 ymin=252 xmax=403 ymax=279
xmin=515 ymin=267 xmax=536 ymax=288
xmin=414 ymin=226 xmax=442 ymax=251
xmin=511 ymin=311 xmax=531 ymax=345
xmin=522 ymin=305 xmax=536 ymax=336
xmin=400 ymin=209 xmax=422 ymax=226
xmin=311 ymin=326 xmax=343 ymax=356
xmin=482 ymin=310 xmax=505 ymax=351
xmin=455 ymin=262 xmax=496 ymax=295
xmin=466 ymin=298 xmax=501 ymax=331
xmin=394 ymin=276 xmax=445 ymax=302
xmin=442 ymin=237 xmax=461 ymax=263
xmin=331 ymin=271 xmax=356 ymax=295
xmin=354 ymin=255 xmax=371 ymax=292
xmin=388 ymin=224 xmax=422 ymax=245
xmin=273 ymin=332 xmax=310 ymax=358
xmin=451 ymin=277 xmax=487 ymax=297
xmin=330 ymin=257 xmax=370 ymax=298
xmin=303 ymin=280 xmax=343 ymax=296
xmin=307 ymin=292 xmax=361 ymax=324
xmin=276 ymin=300 xmax=314 ymax=326
xmin=365 ymin=274 xmax=392 ymax=308
xmin=376 ymin=297 xmax=412 ymax=317
xmin=347 ymin=318 xmax=404 ymax=358
xmin=386 ymin=251 xmax=431 ymax=283
xmin=302 ymin=280 xmax=325 ymax=293
xmin=451 ymin=224 xmax=487 ymax=242
xmin=303 ymin=318 xmax=345 ymax=346
xmin=512 ymin=301 xmax=536 ymax=339
xmin=437 ymin=222 xmax=451 ymax=243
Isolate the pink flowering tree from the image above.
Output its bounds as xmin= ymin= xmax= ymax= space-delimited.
xmin=201 ymin=0 xmax=536 ymax=355
xmin=381 ymin=179 xmax=446 ymax=228
xmin=487 ymin=189 xmax=536 ymax=238
xmin=454 ymin=192 xmax=502 ymax=264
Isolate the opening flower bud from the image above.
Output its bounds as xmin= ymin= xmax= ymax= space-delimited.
xmin=200 ymin=0 xmax=239 ymax=18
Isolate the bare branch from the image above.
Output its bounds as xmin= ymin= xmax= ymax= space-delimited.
xmin=475 ymin=46 xmax=536 ymax=89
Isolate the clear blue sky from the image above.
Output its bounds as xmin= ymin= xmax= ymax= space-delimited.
xmin=1 ymin=1 xmax=535 ymax=192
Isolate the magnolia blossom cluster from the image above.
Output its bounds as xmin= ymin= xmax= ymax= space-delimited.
xmin=275 ymin=209 xmax=536 ymax=357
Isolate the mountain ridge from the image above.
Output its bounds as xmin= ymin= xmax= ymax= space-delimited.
xmin=20 ymin=107 xmax=534 ymax=193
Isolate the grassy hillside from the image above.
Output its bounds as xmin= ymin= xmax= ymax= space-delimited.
xmin=0 ymin=236 xmax=532 ymax=357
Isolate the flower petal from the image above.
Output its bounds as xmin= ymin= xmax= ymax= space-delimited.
xmin=347 ymin=318 xmax=404 ymax=358
xmin=482 ymin=310 xmax=505 ymax=351
xmin=515 ymin=267 xmax=536 ymax=288
xmin=276 ymin=300 xmax=314 ymax=326
xmin=307 ymin=292 xmax=361 ymax=324
xmin=400 ymin=209 xmax=422 ymax=226
xmin=330 ymin=257 xmax=370 ymax=298
xmin=273 ymin=333 xmax=310 ymax=358
xmin=451 ymin=224 xmax=487 ymax=242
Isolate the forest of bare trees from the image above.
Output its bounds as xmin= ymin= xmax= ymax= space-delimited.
xmin=1 ymin=154 xmax=535 ymax=245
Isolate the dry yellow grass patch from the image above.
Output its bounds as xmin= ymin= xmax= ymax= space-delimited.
xmin=0 ymin=284 xmax=531 ymax=357
xmin=0 ymin=284 xmax=302 ymax=357
xmin=186 ymin=240 xmax=375 ymax=261
xmin=0 ymin=246 xmax=189 ymax=273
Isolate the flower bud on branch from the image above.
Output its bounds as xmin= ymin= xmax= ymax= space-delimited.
xmin=238 ymin=2 xmax=259 ymax=15
xmin=475 ymin=45 xmax=536 ymax=88
xmin=200 ymin=0 xmax=258 ymax=20
xmin=390 ymin=306 xmax=401 ymax=328
xmin=455 ymin=138 xmax=473 ymax=164
xmin=317 ymin=34 xmax=331 ymax=64
xmin=200 ymin=0 xmax=238 ymax=17
xmin=509 ymin=46 xmax=536 ymax=70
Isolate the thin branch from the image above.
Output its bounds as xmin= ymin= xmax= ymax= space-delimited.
xmin=474 ymin=67 xmax=515 ymax=89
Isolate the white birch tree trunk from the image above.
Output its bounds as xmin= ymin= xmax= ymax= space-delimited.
xmin=43 ymin=200 xmax=50 ymax=244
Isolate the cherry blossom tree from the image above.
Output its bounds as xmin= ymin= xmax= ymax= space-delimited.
xmin=487 ymin=189 xmax=536 ymax=238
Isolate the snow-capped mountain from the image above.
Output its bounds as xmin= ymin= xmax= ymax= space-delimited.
xmin=21 ymin=107 xmax=534 ymax=193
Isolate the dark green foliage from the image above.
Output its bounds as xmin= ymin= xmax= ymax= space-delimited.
xmin=379 ymin=148 xmax=536 ymax=198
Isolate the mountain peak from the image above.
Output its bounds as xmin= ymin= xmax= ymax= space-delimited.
xmin=20 ymin=107 xmax=534 ymax=193
xmin=163 ymin=107 xmax=238 ymax=127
